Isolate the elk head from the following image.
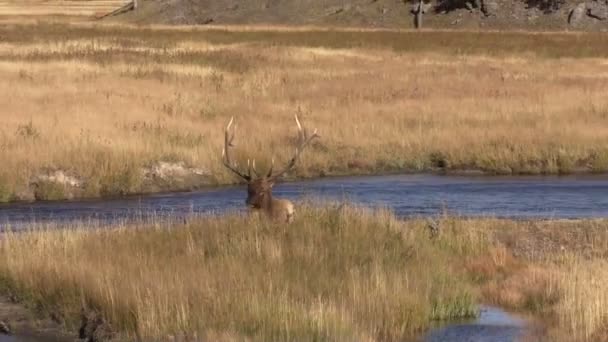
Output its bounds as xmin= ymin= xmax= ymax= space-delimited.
xmin=222 ymin=115 xmax=319 ymax=223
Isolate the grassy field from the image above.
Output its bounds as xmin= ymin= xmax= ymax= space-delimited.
xmin=1 ymin=207 xmax=608 ymax=341
xmin=0 ymin=0 xmax=130 ymax=17
xmin=2 ymin=22 xmax=608 ymax=202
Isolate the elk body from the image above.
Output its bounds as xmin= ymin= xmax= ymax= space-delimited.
xmin=222 ymin=115 xmax=319 ymax=223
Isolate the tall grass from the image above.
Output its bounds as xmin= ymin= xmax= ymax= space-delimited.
xmin=557 ymin=258 xmax=608 ymax=341
xmin=473 ymin=219 xmax=608 ymax=342
xmin=2 ymin=208 xmax=608 ymax=340
xmin=0 ymin=206 xmax=484 ymax=341
xmin=1 ymin=23 xmax=608 ymax=201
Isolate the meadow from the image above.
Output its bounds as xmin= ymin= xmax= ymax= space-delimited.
xmin=1 ymin=22 xmax=608 ymax=201
xmin=1 ymin=206 xmax=608 ymax=341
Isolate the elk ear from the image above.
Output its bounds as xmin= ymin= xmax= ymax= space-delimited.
xmin=268 ymin=180 xmax=275 ymax=188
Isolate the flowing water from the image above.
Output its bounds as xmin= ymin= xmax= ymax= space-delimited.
xmin=1 ymin=174 xmax=607 ymax=229
xmin=423 ymin=306 xmax=527 ymax=342
xmin=1 ymin=173 xmax=606 ymax=341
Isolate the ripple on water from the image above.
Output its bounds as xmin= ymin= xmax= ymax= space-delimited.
xmin=2 ymin=174 xmax=608 ymax=229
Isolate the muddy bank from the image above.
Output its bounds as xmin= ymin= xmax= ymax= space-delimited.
xmin=4 ymin=164 xmax=607 ymax=205
xmin=0 ymin=295 xmax=73 ymax=342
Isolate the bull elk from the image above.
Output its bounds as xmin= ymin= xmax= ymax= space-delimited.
xmin=222 ymin=115 xmax=319 ymax=223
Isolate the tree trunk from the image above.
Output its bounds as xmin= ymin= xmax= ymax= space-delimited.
xmin=415 ymin=0 xmax=423 ymax=29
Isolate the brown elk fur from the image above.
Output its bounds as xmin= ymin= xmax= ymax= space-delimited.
xmin=222 ymin=115 xmax=318 ymax=223
xmin=247 ymin=178 xmax=295 ymax=223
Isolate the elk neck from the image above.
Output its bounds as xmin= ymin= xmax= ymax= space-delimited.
xmin=260 ymin=188 xmax=274 ymax=211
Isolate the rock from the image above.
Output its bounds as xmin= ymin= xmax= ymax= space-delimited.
xmin=411 ymin=1 xmax=432 ymax=15
xmin=569 ymin=3 xmax=587 ymax=26
xmin=0 ymin=321 xmax=11 ymax=335
xmin=422 ymin=1 xmax=433 ymax=14
xmin=31 ymin=169 xmax=82 ymax=200
xmin=141 ymin=161 xmax=211 ymax=191
xmin=79 ymin=310 xmax=113 ymax=342
xmin=427 ymin=219 xmax=441 ymax=239
xmin=325 ymin=6 xmax=344 ymax=16
xmin=481 ymin=0 xmax=499 ymax=16
xmin=142 ymin=161 xmax=208 ymax=182
xmin=13 ymin=188 xmax=35 ymax=202
xmin=198 ymin=17 xmax=214 ymax=25
xmin=587 ymin=0 xmax=608 ymax=20
xmin=35 ymin=170 xmax=82 ymax=188
xmin=465 ymin=2 xmax=475 ymax=12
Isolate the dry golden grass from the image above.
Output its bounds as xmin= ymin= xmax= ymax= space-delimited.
xmin=0 ymin=206 xmax=485 ymax=341
xmin=0 ymin=0 xmax=127 ymax=17
xmin=557 ymin=258 xmax=608 ymax=341
xmin=473 ymin=220 xmax=608 ymax=342
xmin=1 ymin=206 xmax=608 ymax=340
xmin=2 ymin=22 xmax=608 ymax=201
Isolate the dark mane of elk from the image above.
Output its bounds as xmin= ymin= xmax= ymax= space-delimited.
xmin=222 ymin=115 xmax=319 ymax=223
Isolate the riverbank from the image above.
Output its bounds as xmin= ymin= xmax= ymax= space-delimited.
xmin=2 ymin=22 xmax=608 ymax=203
xmin=1 ymin=207 xmax=607 ymax=341
xmin=0 ymin=294 xmax=73 ymax=342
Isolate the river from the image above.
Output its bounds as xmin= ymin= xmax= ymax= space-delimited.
xmin=1 ymin=174 xmax=607 ymax=229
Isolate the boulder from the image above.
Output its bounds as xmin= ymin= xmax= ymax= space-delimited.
xmin=35 ymin=170 xmax=81 ymax=188
xmin=422 ymin=1 xmax=433 ymax=14
xmin=325 ymin=5 xmax=344 ymax=16
xmin=411 ymin=1 xmax=432 ymax=15
xmin=141 ymin=161 xmax=210 ymax=191
xmin=32 ymin=169 xmax=83 ymax=200
xmin=481 ymin=0 xmax=499 ymax=16
xmin=569 ymin=3 xmax=587 ymax=26
xmin=587 ymin=0 xmax=608 ymax=20
xmin=142 ymin=161 xmax=208 ymax=182
xmin=465 ymin=1 xmax=475 ymax=12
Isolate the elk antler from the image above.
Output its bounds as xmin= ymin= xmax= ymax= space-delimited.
xmin=222 ymin=117 xmax=252 ymax=181
xmin=268 ymin=114 xmax=320 ymax=180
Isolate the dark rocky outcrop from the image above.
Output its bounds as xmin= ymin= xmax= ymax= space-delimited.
xmin=115 ymin=0 xmax=607 ymax=31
